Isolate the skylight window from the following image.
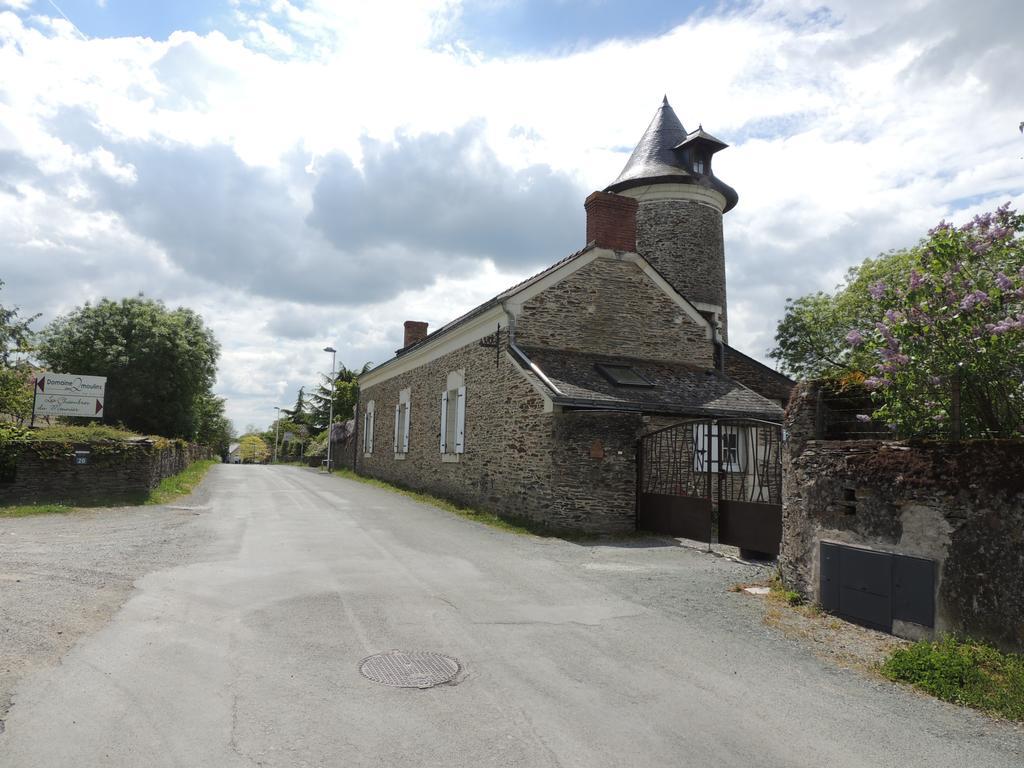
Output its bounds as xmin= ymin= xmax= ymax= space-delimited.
xmin=595 ymin=364 xmax=655 ymax=388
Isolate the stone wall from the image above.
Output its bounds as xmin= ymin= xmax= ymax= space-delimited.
xmin=721 ymin=346 xmax=794 ymax=407
xmin=356 ymin=337 xmax=641 ymax=534
xmin=634 ymin=199 xmax=727 ymax=340
xmin=549 ymin=411 xmax=643 ymax=533
xmin=515 ymin=254 xmax=713 ymax=367
xmin=781 ymin=381 xmax=1024 ymax=650
xmin=0 ymin=439 xmax=211 ymax=505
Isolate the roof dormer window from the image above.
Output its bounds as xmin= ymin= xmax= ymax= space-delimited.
xmin=595 ymin=363 xmax=655 ymax=388
xmin=693 ymin=155 xmax=705 ymax=174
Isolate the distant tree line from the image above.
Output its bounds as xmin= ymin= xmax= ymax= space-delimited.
xmin=265 ymin=361 xmax=370 ymax=461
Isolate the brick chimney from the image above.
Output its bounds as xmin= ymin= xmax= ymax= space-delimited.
xmin=584 ymin=191 xmax=638 ymax=252
xmin=403 ymin=320 xmax=429 ymax=348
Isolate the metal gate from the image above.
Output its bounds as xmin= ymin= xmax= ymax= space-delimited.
xmin=637 ymin=418 xmax=783 ymax=557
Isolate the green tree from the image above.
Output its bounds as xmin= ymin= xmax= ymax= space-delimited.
xmin=309 ymin=361 xmax=371 ymax=432
xmin=0 ymin=280 xmax=39 ymax=422
xmin=238 ymin=433 xmax=270 ymax=463
xmin=194 ymin=392 xmax=234 ymax=458
xmin=37 ymin=296 xmax=220 ymax=439
xmin=267 ymin=416 xmax=307 ymax=461
xmin=281 ymin=386 xmax=310 ymax=427
xmin=770 ymin=249 xmax=917 ymax=378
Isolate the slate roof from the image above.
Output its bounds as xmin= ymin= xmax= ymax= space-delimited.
xmin=521 ymin=348 xmax=784 ymax=421
xmin=674 ymin=126 xmax=728 ymax=152
xmin=606 ymin=97 xmax=738 ymax=212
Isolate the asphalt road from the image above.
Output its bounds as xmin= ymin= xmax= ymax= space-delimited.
xmin=1 ymin=465 xmax=1021 ymax=767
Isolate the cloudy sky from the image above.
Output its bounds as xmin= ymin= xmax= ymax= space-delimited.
xmin=1 ymin=0 xmax=1021 ymax=431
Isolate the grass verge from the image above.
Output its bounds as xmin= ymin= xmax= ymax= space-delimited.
xmin=881 ymin=636 xmax=1024 ymax=721
xmin=145 ymin=459 xmax=219 ymax=505
xmin=0 ymin=503 xmax=72 ymax=518
xmin=325 ymin=467 xmax=538 ymax=536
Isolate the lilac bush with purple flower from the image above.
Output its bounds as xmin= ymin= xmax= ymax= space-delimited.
xmin=855 ymin=204 xmax=1024 ymax=437
xmin=772 ymin=203 xmax=1024 ymax=437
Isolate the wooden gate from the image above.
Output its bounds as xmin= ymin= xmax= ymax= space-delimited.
xmin=637 ymin=418 xmax=783 ymax=557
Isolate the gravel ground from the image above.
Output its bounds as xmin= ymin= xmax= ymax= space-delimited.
xmin=620 ymin=535 xmax=912 ymax=672
xmin=0 ymin=484 xmax=221 ymax=731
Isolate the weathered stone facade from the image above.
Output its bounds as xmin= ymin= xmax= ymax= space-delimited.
xmin=515 ymin=255 xmax=713 ymax=367
xmin=0 ymin=440 xmax=211 ymax=505
xmin=781 ymin=381 xmax=1024 ymax=650
xmin=721 ymin=346 xmax=794 ymax=407
xmin=634 ymin=200 xmax=728 ymax=339
xmin=357 ymin=337 xmax=641 ymax=534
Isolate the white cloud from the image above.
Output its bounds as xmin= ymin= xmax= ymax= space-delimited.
xmin=1 ymin=1 xmax=1021 ymax=430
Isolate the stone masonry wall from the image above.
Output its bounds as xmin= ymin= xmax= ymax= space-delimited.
xmin=514 ymin=254 xmax=713 ymax=367
xmin=781 ymin=381 xmax=1024 ymax=650
xmin=0 ymin=440 xmax=211 ymax=505
xmin=357 ymin=338 xmax=549 ymax=519
xmin=722 ymin=347 xmax=794 ymax=407
xmin=635 ymin=200 xmax=728 ymax=340
xmin=356 ymin=338 xmax=642 ymax=534
xmin=550 ymin=411 xmax=643 ymax=534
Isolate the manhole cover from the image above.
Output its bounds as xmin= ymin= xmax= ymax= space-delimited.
xmin=359 ymin=651 xmax=460 ymax=689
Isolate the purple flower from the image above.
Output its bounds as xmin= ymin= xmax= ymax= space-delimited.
xmin=909 ymin=307 xmax=934 ymax=326
xmin=959 ymin=290 xmax=989 ymax=311
xmin=864 ymin=376 xmax=891 ymax=391
xmin=996 ymin=272 xmax=1014 ymax=291
xmin=845 ymin=329 xmax=864 ymax=347
xmin=908 ymin=270 xmax=925 ymax=290
xmin=869 ymin=280 xmax=887 ymax=300
xmin=987 ymin=315 xmax=1024 ymax=335
xmin=856 ymin=414 xmax=871 ymax=423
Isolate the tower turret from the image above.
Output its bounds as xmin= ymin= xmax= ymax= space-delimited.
xmin=607 ymin=97 xmax=736 ymax=341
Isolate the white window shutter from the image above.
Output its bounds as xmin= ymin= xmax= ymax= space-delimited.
xmin=393 ymin=405 xmax=400 ymax=453
xmin=402 ymin=402 xmax=411 ymax=453
xmin=439 ymin=391 xmax=448 ymax=453
xmin=455 ymin=386 xmax=466 ymax=454
xmin=368 ymin=411 xmax=374 ymax=453
xmin=693 ymin=423 xmax=718 ymax=473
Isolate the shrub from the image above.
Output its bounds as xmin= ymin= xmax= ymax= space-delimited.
xmin=882 ymin=636 xmax=1024 ymax=720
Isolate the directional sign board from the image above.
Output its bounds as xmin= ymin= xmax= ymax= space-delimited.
xmin=34 ymin=394 xmax=104 ymax=418
xmin=35 ymin=374 xmax=106 ymax=397
xmin=34 ymin=374 xmax=107 ymax=419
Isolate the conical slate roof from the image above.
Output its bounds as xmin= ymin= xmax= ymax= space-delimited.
xmin=607 ymin=97 xmax=738 ymax=212
xmin=608 ymin=96 xmax=689 ymax=189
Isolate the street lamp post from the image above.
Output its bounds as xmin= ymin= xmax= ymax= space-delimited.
xmin=273 ymin=406 xmax=281 ymax=463
xmin=324 ymin=346 xmax=337 ymax=471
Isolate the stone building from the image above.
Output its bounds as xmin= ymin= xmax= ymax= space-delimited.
xmin=351 ymin=98 xmax=792 ymax=534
